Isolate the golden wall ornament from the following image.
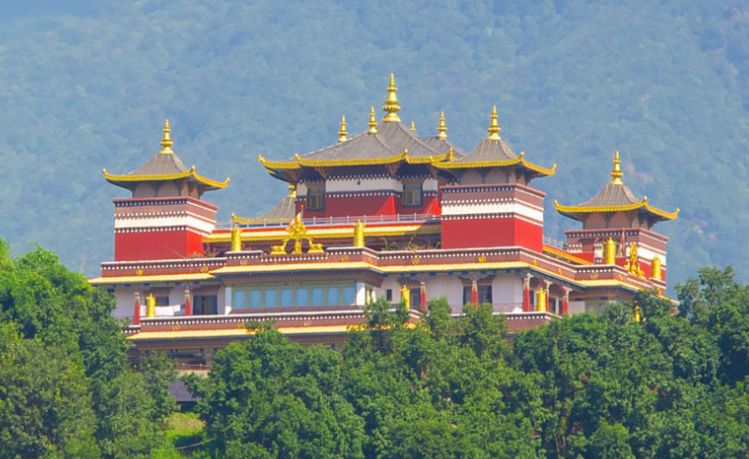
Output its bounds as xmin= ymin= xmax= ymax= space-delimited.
xmin=624 ymin=242 xmax=645 ymax=277
xmin=271 ymin=212 xmax=324 ymax=255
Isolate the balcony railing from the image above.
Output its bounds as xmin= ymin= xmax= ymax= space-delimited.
xmin=221 ymin=213 xmax=441 ymax=229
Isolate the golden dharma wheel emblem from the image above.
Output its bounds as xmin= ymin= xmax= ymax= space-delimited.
xmin=477 ymin=255 xmax=487 ymax=263
xmin=340 ymin=255 xmax=350 ymax=262
xmin=411 ymin=256 xmax=421 ymax=265
xmin=532 ymin=259 xmax=538 ymax=267
xmin=200 ymin=265 xmax=209 ymax=273
xmin=135 ymin=268 xmax=144 ymax=276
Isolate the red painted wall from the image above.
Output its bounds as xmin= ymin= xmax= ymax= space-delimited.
xmin=301 ymin=193 xmax=441 ymax=219
xmin=441 ymin=217 xmax=543 ymax=251
xmin=115 ymin=230 xmax=204 ymax=261
xmin=303 ymin=195 xmax=397 ymax=218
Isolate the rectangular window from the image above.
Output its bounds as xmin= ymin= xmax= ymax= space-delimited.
xmin=410 ymin=289 xmax=420 ymax=309
xmin=249 ymin=289 xmax=262 ymax=308
xmin=311 ymin=287 xmax=324 ymax=306
xmin=194 ymin=295 xmax=218 ymax=315
xmin=264 ymin=289 xmax=278 ymax=307
xmin=233 ymin=290 xmax=247 ymax=309
xmin=386 ymin=289 xmax=393 ymax=302
xmin=343 ymin=286 xmax=356 ymax=305
xmin=156 ymin=296 xmax=170 ymax=306
xmin=327 ymin=287 xmax=339 ymax=305
xmin=307 ymin=187 xmax=325 ymax=211
xmin=402 ymin=183 xmax=423 ymax=207
xmin=296 ymin=288 xmax=309 ymax=307
xmin=280 ymin=288 xmax=293 ymax=307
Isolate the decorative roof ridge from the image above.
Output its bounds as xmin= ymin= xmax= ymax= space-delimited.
xmin=434 ymin=151 xmax=556 ymax=176
xmin=102 ymin=166 xmax=230 ymax=189
xmin=553 ymin=197 xmax=680 ymax=220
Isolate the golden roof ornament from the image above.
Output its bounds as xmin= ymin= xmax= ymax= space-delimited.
xmin=382 ymin=73 xmax=401 ymax=123
xmin=437 ymin=111 xmax=448 ymax=140
xmin=368 ymin=106 xmax=378 ymax=134
xmin=288 ymin=183 xmax=297 ymax=199
xmin=610 ymin=150 xmax=624 ymax=185
xmin=338 ymin=115 xmax=348 ymax=143
xmin=160 ymin=119 xmax=174 ymax=154
xmin=487 ymin=105 xmax=501 ymax=140
xmin=409 ymin=121 xmax=416 ymax=132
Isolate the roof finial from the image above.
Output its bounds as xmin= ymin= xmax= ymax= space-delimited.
xmin=160 ymin=119 xmax=174 ymax=154
xmin=409 ymin=121 xmax=416 ymax=132
xmin=382 ymin=73 xmax=401 ymax=123
xmin=437 ymin=111 xmax=447 ymax=139
xmin=368 ymin=106 xmax=378 ymax=134
xmin=487 ymin=105 xmax=501 ymax=140
xmin=338 ymin=115 xmax=348 ymax=143
xmin=611 ymin=150 xmax=624 ymax=185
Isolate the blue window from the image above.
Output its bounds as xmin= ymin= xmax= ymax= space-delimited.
xmin=296 ymin=288 xmax=309 ymax=307
xmin=233 ymin=290 xmax=247 ymax=309
xmin=327 ymin=287 xmax=339 ymax=305
xmin=280 ymin=288 xmax=293 ymax=307
xmin=343 ymin=286 xmax=356 ymax=305
xmin=249 ymin=289 xmax=262 ymax=308
xmin=265 ymin=289 xmax=278 ymax=307
xmin=311 ymin=287 xmax=324 ymax=306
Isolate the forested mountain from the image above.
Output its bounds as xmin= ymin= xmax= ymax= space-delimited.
xmin=0 ymin=1 xmax=748 ymax=284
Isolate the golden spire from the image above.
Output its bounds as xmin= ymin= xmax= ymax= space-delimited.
xmin=231 ymin=224 xmax=242 ymax=252
xmin=338 ymin=115 xmax=348 ymax=143
xmin=487 ymin=105 xmax=501 ymax=140
xmin=610 ymin=151 xmax=624 ymax=185
xmin=437 ymin=111 xmax=447 ymax=140
xmin=409 ymin=121 xmax=416 ymax=132
xmin=368 ymin=106 xmax=378 ymax=134
xmin=160 ymin=119 xmax=174 ymax=154
xmin=382 ymin=73 xmax=401 ymax=123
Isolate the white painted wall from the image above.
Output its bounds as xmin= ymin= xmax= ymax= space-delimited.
xmin=491 ymin=274 xmax=523 ymax=308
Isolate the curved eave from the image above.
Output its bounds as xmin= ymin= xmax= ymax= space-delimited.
xmin=554 ymin=199 xmax=680 ymax=221
xmin=433 ymin=156 xmax=556 ymax=177
xmin=258 ymin=151 xmax=450 ymax=173
xmin=102 ymin=168 xmax=230 ymax=190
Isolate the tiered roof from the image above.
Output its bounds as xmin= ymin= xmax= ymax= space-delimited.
xmin=103 ymin=120 xmax=229 ymax=193
xmin=259 ymin=74 xmax=551 ymax=182
xmin=554 ymin=151 xmax=679 ymax=222
xmin=433 ymin=105 xmax=555 ymax=179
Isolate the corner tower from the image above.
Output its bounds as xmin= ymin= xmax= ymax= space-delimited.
xmin=554 ymin=151 xmax=678 ymax=281
xmin=102 ymin=120 xmax=229 ymax=261
xmin=436 ymin=106 xmax=555 ymax=250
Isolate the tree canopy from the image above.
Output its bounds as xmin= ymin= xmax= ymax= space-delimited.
xmin=0 ymin=238 xmax=177 ymax=458
xmin=192 ymin=273 xmax=749 ymax=457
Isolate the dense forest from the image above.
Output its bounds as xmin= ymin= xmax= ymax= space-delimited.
xmin=0 ymin=1 xmax=748 ymax=285
xmin=2 ymin=237 xmax=749 ymax=457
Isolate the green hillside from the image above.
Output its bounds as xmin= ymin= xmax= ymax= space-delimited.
xmin=0 ymin=1 xmax=747 ymax=285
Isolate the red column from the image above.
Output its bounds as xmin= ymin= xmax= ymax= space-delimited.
xmin=133 ymin=292 xmax=141 ymax=326
xmin=544 ymin=281 xmax=551 ymax=313
xmin=561 ymin=287 xmax=570 ymax=315
xmin=419 ymin=281 xmax=427 ymax=312
xmin=184 ymin=287 xmax=192 ymax=316
xmin=471 ymin=280 xmax=479 ymax=305
xmin=522 ymin=274 xmax=531 ymax=312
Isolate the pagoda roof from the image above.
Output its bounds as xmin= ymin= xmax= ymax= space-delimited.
xmin=259 ymin=119 xmax=450 ymax=178
xmin=103 ymin=120 xmax=229 ymax=192
xmin=260 ymin=75 xmax=457 ymax=181
xmin=432 ymin=106 xmax=555 ymax=178
xmin=232 ymin=185 xmax=297 ymax=225
xmin=554 ymin=152 xmax=679 ymax=222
